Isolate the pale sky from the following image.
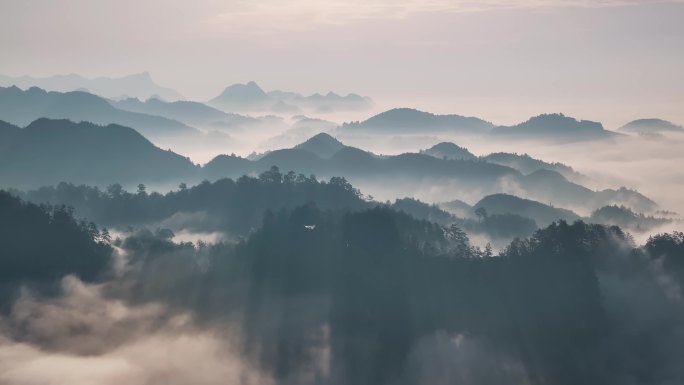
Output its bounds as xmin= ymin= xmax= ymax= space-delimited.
xmin=1 ymin=0 xmax=683 ymax=127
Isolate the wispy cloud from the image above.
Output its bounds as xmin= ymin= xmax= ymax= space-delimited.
xmin=206 ymin=0 xmax=682 ymax=32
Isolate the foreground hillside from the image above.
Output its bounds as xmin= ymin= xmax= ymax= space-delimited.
xmin=1 ymin=185 xmax=683 ymax=385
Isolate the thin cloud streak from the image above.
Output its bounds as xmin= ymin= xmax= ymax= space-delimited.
xmin=206 ymin=0 xmax=683 ymax=32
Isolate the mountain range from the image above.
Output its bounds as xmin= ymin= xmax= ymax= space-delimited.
xmin=0 ymin=72 xmax=182 ymax=101
xmin=419 ymin=142 xmax=477 ymax=160
xmin=0 ymin=119 xmax=655 ymax=213
xmin=418 ymin=143 xmax=588 ymax=184
xmin=343 ymin=109 xmax=621 ymax=142
xmin=342 ymin=108 xmax=494 ymax=134
xmin=491 ymin=113 xmax=620 ymax=141
xmin=209 ymin=81 xmax=373 ymax=113
xmin=110 ymin=97 xmax=261 ymax=128
xmin=203 ymin=133 xmax=655 ymax=213
xmin=0 ymin=86 xmax=196 ymax=138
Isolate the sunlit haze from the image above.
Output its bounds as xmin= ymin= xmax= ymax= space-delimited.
xmin=2 ymin=0 xmax=683 ymax=126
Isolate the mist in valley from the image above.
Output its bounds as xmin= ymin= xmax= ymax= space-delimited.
xmin=2 ymin=0 xmax=684 ymax=384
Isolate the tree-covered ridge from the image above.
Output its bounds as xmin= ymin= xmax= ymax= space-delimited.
xmin=3 ymin=175 xmax=684 ymax=384
xmin=16 ymin=167 xmax=370 ymax=236
xmin=15 ymin=171 xmax=541 ymax=244
xmin=0 ymin=191 xmax=112 ymax=305
xmin=113 ymin=205 xmax=684 ymax=385
xmin=590 ymin=204 xmax=673 ymax=231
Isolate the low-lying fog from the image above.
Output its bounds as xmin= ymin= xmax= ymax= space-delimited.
xmin=151 ymin=110 xmax=684 ymax=231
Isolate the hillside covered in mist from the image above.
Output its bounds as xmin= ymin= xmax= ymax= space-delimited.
xmin=1 ymin=70 xmax=683 ymax=385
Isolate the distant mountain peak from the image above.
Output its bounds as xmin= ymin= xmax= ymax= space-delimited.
xmin=492 ymin=112 xmax=617 ymax=141
xmin=345 ymin=108 xmax=494 ymax=133
xmin=306 ymin=132 xmax=341 ymax=143
xmin=210 ymin=81 xmax=271 ymax=107
xmin=208 ymin=82 xmax=372 ymax=112
xmin=125 ymin=71 xmax=153 ymax=80
xmin=429 ymin=142 xmax=469 ymax=151
xmin=294 ymin=132 xmax=346 ymax=159
xmin=620 ymin=118 xmax=683 ymax=133
xmin=525 ymin=113 xmax=603 ymax=129
xmin=420 ymin=142 xmax=476 ymax=160
xmin=225 ymin=81 xmax=265 ymax=92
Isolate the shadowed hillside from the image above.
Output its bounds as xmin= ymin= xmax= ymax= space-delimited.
xmin=0 ymin=119 xmax=198 ymax=189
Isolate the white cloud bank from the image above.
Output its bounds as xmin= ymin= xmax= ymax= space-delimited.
xmin=0 ymin=276 xmax=270 ymax=385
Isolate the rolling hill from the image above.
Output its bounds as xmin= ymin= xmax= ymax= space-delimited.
xmin=0 ymin=72 xmax=182 ymax=100
xmin=342 ymin=108 xmax=494 ymax=133
xmin=619 ymin=118 xmax=684 ymax=134
xmin=420 ymin=142 xmax=477 ymax=160
xmin=491 ymin=113 xmax=620 ymax=141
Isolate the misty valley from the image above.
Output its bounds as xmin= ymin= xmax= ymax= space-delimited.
xmin=0 ymin=76 xmax=683 ymax=385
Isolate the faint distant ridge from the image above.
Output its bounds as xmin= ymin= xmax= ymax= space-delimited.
xmin=619 ymin=118 xmax=684 ymax=134
xmin=111 ymin=96 xmax=258 ymax=127
xmin=0 ymin=86 xmax=195 ymax=138
xmin=342 ymin=108 xmax=494 ymax=133
xmin=0 ymin=72 xmax=183 ymax=101
xmin=343 ymin=109 xmax=623 ymax=141
xmin=492 ymin=113 xmax=619 ymax=141
xmin=209 ymin=81 xmax=373 ymax=113
xmin=210 ymin=81 xmax=271 ymax=108
xmin=420 ymin=142 xmax=477 ymax=160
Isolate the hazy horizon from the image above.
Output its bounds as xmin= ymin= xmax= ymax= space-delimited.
xmin=2 ymin=3 xmax=684 ymax=384
xmin=2 ymin=0 xmax=683 ymax=128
